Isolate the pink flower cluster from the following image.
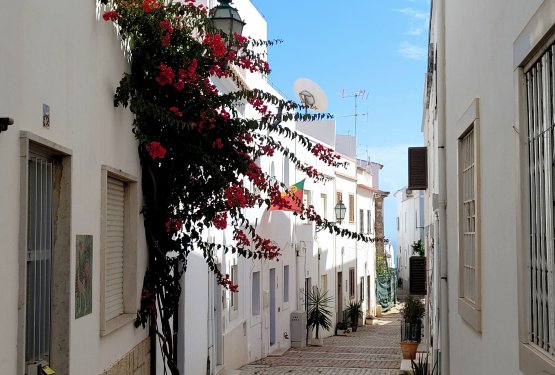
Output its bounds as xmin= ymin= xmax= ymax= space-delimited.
xmin=160 ymin=19 xmax=174 ymax=47
xmin=146 ymin=141 xmax=167 ymax=159
xmin=233 ymin=229 xmax=250 ymax=246
xmin=311 ymin=143 xmax=340 ymax=165
xmin=102 ymin=11 xmax=120 ymax=21
xmin=225 ymin=183 xmax=253 ymax=208
xmin=218 ymin=273 xmax=238 ymax=292
xmin=165 ymin=218 xmax=183 ymax=233
xmin=212 ymin=212 xmax=228 ymax=230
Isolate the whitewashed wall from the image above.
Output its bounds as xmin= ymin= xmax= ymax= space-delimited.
xmin=0 ymin=1 xmax=150 ymax=374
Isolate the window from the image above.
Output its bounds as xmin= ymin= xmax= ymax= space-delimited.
xmin=360 ymin=277 xmax=364 ymax=301
xmin=516 ymin=10 xmax=555 ymax=373
xmin=349 ymin=194 xmax=355 ymax=223
xmin=101 ymin=166 xmax=138 ymax=335
xmin=303 ymin=190 xmax=312 ymax=207
xmin=526 ymin=47 xmax=555 ymax=357
xmin=359 ymin=209 xmax=364 ymax=233
xmin=283 ymin=265 xmax=289 ymax=303
xmin=336 ymin=191 xmax=343 ymax=206
xmin=367 ymin=210 xmax=372 ymax=234
xmin=26 ymin=154 xmax=54 ymax=366
xmin=349 ymin=268 xmax=355 ymax=299
xmin=457 ymin=99 xmax=481 ymax=332
xmin=230 ymin=265 xmax=238 ymax=311
xmin=397 ymin=217 xmax=400 ymax=231
xmin=320 ymin=274 xmax=328 ymax=294
xmin=252 ymin=271 xmax=261 ymax=316
xmin=320 ymin=193 xmax=327 ymax=220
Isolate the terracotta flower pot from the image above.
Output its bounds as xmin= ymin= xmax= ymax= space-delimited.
xmin=400 ymin=341 xmax=419 ymax=359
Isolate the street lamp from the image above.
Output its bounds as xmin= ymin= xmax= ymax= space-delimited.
xmin=334 ymin=200 xmax=346 ymax=224
xmin=209 ymin=0 xmax=246 ymax=38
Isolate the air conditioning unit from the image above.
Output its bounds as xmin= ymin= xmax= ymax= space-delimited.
xmin=290 ymin=311 xmax=307 ymax=348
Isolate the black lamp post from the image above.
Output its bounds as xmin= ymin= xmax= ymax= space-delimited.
xmin=209 ymin=0 xmax=246 ymax=37
xmin=334 ymin=200 xmax=346 ymax=224
xmin=0 ymin=117 xmax=14 ymax=133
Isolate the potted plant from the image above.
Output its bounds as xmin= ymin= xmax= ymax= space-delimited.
xmin=410 ymin=352 xmax=437 ymax=375
xmin=400 ymin=294 xmax=425 ymax=359
xmin=346 ymin=300 xmax=363 ymax=332
xmin=307 ymin=287 xmax=334 ymax=346
xmin=411 ymin=239 xmax=425 ymax=257
xmin=335 ymin=320 xmax=348 ymax=336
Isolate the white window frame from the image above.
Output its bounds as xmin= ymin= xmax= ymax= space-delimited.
xmin=320 ymin=193 xmax=327 ymax=220
xmin=457 ymin=98 xmax=481 ymax=333
xmin=283 ymin=265 xmax=290 ymax=305
xmin=100 ymin=166 xmax=138 ymax=335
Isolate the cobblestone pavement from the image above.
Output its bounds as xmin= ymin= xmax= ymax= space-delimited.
xmin=238 ymin=307 xmax=404 ymax=375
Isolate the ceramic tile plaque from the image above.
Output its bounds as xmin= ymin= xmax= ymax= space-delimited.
xmin=75 ymin=234 xmax=93 ymax=319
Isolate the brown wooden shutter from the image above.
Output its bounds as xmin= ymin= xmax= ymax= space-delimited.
xmin=408 ymin=147 xmax=428 ymax=190
xmin=409 ymin=256 xmax=427 ymax=295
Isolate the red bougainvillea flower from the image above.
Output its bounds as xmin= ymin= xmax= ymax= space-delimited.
xmin=159 ymin=19 xmax=174 ymax=33
xmin=161 ymin=32 xmax=171 ymax=47
xmin=203 ymin=33 xmax=227 ymax=58
xmin=156 ymin=63 xmax=174 ymax=86
xmin=212 ymin=138 xmax=224 ymax=149
xmin=140 ymin=0 xmax=160 ymax=13
xmin=217 ymin=273 xmax=238 ymax=292
xmin=212 ymin=212 xmax=227 ymax=230
xmin=146 ymin=141 xmax=167 ymax=159
xmin=233 ymin=32 xmax=247 ymax=44
xmin=102 ymin=11 xmax=120 ymax=21
xmin=165 ymin=218 xmax=183 ymax=233
xmin=169 ymin=107 xmax=183 ymax=117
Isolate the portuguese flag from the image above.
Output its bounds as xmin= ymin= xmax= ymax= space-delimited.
xmin=269 ymin=179 xmax=305 ymax=213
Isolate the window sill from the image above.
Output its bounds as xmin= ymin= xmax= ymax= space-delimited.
xmin=520 ymin=342 xmax=555 ymax=374
xmin=458 ymin=297 xmax=481 ymax=333
xmin=101 ymin=313 xmax=135 ymax=336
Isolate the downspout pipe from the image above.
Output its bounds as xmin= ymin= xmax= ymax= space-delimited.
xmin=436 ymin=0 xmax=450 ymax=373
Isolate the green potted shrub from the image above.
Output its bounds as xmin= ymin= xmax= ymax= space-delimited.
xmin=411 ymin=239 xmax=425 ymax=257
xmin=400 ymin=295 xmax=425 ymax=359
xmin=307 ymin=287 xmax=334 ymax=346
xmin=346 ymin=300 xmax=363 ymax=332
xmin=335 ymin=320 xmax=348 ymax=336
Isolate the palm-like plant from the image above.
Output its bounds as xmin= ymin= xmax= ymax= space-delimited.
xmin=346 ymin=300 xmax=363 ymax=330
xmin=307 ymin=287 xmax=334 ymax=339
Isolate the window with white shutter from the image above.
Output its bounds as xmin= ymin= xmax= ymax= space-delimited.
xmin=100 ymin=166 xmax=138 ymax=335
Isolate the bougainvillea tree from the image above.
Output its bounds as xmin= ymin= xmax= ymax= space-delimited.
xmin=100 ymin=0 xmax=377 ymax=373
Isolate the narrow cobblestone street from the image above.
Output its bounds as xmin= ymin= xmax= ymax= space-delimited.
xmin=238 ymin=307 xmax=403 ymax=375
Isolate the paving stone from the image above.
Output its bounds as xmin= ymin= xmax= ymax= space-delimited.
xmin=238 ymin=308 xmax=405 ymax=375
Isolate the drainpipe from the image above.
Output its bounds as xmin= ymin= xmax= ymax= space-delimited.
xmin=436 ymin=0 xmax=450 ymax=373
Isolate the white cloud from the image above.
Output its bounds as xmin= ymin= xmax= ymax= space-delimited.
xmin=398 ymin=41 xmax=427 ymax=60
xmin=395 ymin=7 xmax=428 ymax=20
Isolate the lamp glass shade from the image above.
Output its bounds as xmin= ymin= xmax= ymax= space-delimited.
xmin=210 ymin=1 xmax=246 ymax=37
xmin=334 ymin=201 xmax=346 ymax=223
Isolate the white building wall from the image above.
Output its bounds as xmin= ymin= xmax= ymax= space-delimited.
xmin=0 ymin=2 xmax=149 ymax=374
xmin=424 ymin=1 xmax=552 ymax=374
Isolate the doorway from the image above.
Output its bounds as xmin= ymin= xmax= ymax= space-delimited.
xmin=337 ymin=272 xmax=343 ymax=322
xmin=270 ymin=268 xmax=276 ymax=346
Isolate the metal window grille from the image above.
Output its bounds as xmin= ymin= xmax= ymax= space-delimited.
xmin=26 ymin=156 xmax=53 ymax=364
xmin=526 ymin=46 xmax=555 ymax=355
xmin=460 ymin=129 xmax=476 ymax=303
xmin=105 ymin=176 xmax=126 ymax=321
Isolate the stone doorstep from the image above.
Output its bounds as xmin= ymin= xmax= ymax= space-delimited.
xmin=216 ymin=365 xmax=241 ymax=375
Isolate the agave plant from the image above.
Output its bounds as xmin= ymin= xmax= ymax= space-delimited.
xmin=307 ymin=287 xmax=334 ymax=339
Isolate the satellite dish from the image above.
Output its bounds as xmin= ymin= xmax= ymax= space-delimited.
xmin=293 ymin=78 xmax=328 ymax=112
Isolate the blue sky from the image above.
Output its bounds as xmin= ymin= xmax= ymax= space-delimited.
xmin=252 ymin=0 xmax=430 ymax=246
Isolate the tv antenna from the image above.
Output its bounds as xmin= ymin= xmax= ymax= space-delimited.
xmin=294 ymin=78 xmax=328 ymax=114
xmin=340 ymin=89 xmax=368 ymax=139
